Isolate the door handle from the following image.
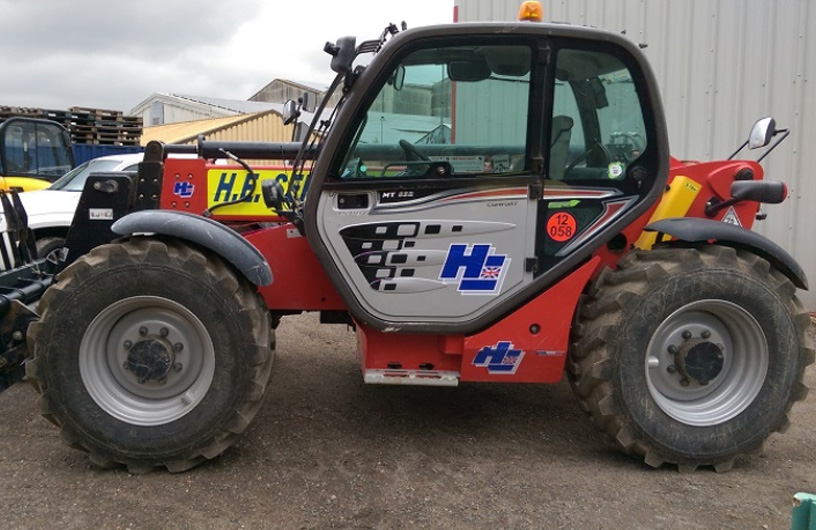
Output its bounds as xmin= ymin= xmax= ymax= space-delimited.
xmin=337 ymin=193 xmax=369 ymax=210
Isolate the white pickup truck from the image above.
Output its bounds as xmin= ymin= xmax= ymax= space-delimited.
xmin=0 ymin=153 xmax=144 ymax=257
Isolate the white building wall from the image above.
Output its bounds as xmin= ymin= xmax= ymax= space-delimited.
xmin=456 ymin=0 xmax=816 ymax=309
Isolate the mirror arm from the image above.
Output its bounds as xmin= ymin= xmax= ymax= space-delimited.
xmin=757 ymin=129 xmax=790 ymax=163
xmin=727 ymin=139 xmax=749 ymax=161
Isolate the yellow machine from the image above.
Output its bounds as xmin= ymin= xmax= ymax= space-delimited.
xmin=0 ymin=117 xmax=74 ymax=191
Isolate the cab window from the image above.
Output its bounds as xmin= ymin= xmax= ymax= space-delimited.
xmin=338 ymin=43 xmax=532 ymax=179
xmin=548 ymin=48 xmax=647 ymax=182
xmin=1 ymin=121 xmax=71 ymax=178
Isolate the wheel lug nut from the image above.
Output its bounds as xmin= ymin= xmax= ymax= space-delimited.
xmin=160 ymin=327 xmax=169 ymax=337
xmin=701 ymin=329 xmax=711 ymax=339
xmin=682 ymin=330 xmax=692 ymax=340
xmin=123 ymin=340 xmax=133 ymax=350
xmin=680 ymin=378 xmax=690 ymax=387
xmin=139 ymin=326 xmax=148 ymax=336
xmin=668 ymin=345 xmax=678 ymax=354
xmin=173 ymin=363 xmax=183 ymax=372
xmin=174 ymin=342 xmax=184 ymax=352
xmin=158 ymin=377 xmax=167 ymax=386
xmin=667 ymin=365 xmax=677 ymax=374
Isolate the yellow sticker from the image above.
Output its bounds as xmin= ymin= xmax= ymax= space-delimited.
xmin=206 ymin=169 xmax=308 ymax=214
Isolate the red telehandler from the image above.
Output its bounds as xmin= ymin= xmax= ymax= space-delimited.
xmin=0 ymin=3 xmax=811 ymax=473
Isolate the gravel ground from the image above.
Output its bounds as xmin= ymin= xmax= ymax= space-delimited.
xmin=0 ymin=314 xmax=813 ymax=530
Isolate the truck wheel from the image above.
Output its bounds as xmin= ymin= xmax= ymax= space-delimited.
xmin=568 ymin=245 xmax=814 ymax=471
xmin=26 ymin=237 xmax=273 ymax=472
xmin=35 ymin=236 xmax=66 ymax=259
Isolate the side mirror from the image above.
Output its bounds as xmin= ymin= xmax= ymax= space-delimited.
xmin=282 ymin=99 xmax=299 ymax=126
xmin=748 ymin=117 xmax=776 ymax=149
xmin=388 ymin=65 xmax=406 ymax=91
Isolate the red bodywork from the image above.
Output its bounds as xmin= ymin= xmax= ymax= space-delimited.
xmin=669 ymin=156 xmax=766 ymax=229
xmin=158 ymin=156 xmax=769 ymax=385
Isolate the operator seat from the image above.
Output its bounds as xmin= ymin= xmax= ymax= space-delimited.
xmin=548 ymin=115 xmax=573 ymax=180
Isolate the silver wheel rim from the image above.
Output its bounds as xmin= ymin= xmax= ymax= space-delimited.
xmin=80 ymin=296 xmax=215 ymax=426
xmin=645 ymin=299 xmax=768 ymax=426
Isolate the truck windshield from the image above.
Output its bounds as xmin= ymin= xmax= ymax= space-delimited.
xmin=338 ymin=44 xmax=532 ymax=179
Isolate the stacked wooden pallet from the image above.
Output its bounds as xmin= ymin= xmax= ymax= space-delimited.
xmin=67 ymin=106 xmax=142 ymax=146
xmin=0 ymin=106 xmax=142 ymax=146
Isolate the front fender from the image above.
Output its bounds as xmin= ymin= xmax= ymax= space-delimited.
xmin=646 ymin=217 xmax=808 ymax=290
xmin=112 ymin=210 xmax=272 ymax=286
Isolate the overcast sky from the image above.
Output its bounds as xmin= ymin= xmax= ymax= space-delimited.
xmin=0 ymin=0 xmax=453 ymax=114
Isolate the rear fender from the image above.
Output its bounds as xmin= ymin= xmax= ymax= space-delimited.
xmin=111 ymin=210 xmax=272 ymax=286
xmin=646 ymin=217 xmax=807 ymax=290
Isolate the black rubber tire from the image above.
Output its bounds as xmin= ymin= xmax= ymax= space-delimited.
xmin=26 ymin=237 xmax=274 ymax=472
xmin=567 ymin=245 xmax=814 ymax=471
xmin=34 ymin=236 xmax=66 ymax=259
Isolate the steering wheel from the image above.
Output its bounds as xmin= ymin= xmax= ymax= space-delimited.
xmin=399 ymin=139 xmax=431 ymax=176
xmin=564 ymin=142 xmax=612 ymax=178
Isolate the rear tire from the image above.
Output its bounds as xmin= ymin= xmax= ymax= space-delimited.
xmin=568 ymin=245 xmax=814 ymax=471
xmin=27 ymin=237 xmax=274 ymax=472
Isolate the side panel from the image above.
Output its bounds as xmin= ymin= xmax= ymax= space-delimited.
xmin=244 ymin=224 xmax=347 ymax=311
xmin=460 ymin=257 xmax=599 ymax=383
xmin=354 ymin=257 xmax=601 ymax=384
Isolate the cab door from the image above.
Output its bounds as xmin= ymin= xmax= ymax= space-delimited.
xmin=312 ymin=38 xmax=542 ymax=331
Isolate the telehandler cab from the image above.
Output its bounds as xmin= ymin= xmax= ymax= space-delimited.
xmin=0 ymin=3 xmax=811 ymax=473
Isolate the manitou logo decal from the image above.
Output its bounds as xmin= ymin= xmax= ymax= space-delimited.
xmin=439 ymin=244 xmax=509 ymax=295
xmin=473 ymin=342 xmax=525 ymax=374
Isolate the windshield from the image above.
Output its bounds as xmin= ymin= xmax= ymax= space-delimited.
xmin=48 ymin=159 xmax=125 ymax=191
xmin=337 ymin=44 xmax=532 ymax=179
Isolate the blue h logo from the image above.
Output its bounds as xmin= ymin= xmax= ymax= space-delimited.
xmin=473 ymin=342 xmax=525 ymax=374
xmin=173 ymin=181 xmax=195 ymax=198
xmin=439 ymin=244 xmax=509 ymax=294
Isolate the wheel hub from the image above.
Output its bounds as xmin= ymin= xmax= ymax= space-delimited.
xmin=124 ymin=338 xmax=174 ymax=383
xmin=645 ymin=301 xmax=769 ymax=427
xmin=675 ymin=338 xmax=724 ymax=385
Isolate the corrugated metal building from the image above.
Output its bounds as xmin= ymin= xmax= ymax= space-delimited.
xmin=456 ymin=0 xmax=816 ymax=309
xmin=141 ymin=110 xmax=291 ymax=146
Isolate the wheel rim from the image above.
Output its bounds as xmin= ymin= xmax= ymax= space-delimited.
xmin=644 ymin=299 xmax=768 ymax=427
xmin=80 ymin=296 xmax=215 ymax=426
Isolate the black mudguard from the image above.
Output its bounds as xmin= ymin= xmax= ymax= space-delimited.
xmin=111 ymin=210 xmax=273 ymax=286
xmin=646 ymin=217 xmax=808 ymax=290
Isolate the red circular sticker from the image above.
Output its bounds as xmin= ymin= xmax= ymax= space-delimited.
xmin=547 ymin=212 xmax=577 ymax=242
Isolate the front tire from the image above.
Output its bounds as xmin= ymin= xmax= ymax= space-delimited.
xmin=27 ymin=237 xmax=273 ymax=472
xmin=568 ymin=245 xmax=814 ymax=471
